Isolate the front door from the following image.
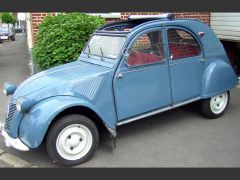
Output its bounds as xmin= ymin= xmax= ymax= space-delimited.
xmin=113 ymin=28 xmax=172 ymax=121
xmin=166 ymin=27 xmax=204 ymax=103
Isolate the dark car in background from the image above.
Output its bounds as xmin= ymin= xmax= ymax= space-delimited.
xmin=14 ymin=25 xmax=25 ymax=33
xmin=0 ymin=27 xmax=15 ymax=42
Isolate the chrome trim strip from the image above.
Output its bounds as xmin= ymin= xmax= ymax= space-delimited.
xmin=121 ymin=64 xmax=168 ymax=74
xmin=117 ymin=97 xmax=200 ymax=126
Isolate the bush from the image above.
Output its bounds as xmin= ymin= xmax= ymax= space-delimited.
xmin=32 ymin=13 xmax=106 ymax=70
xmin=1 ymin=13 xmax=16 ymax=25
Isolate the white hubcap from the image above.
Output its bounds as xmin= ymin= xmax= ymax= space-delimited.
xmin=56 ymin=124 xmax=93 ymax=161
xmin=210 ymin=92 xmax=228 ymax=114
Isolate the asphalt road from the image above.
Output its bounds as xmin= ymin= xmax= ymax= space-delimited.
xmin=0 ymin=36 xmax=240 ymax=167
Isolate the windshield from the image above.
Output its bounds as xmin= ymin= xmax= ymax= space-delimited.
xmin=84 ymin=35 xmax=126 ymax=59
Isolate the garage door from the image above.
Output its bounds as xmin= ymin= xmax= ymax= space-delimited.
xmin=210 ymin=13 xmax=240 ymax=42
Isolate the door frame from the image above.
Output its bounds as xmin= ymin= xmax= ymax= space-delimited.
xmin=163 ymin=25 xmax=205 ymax=103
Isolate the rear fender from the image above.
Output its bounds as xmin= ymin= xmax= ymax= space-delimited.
xmin=201 ymin=60 xmax=238 ymax=98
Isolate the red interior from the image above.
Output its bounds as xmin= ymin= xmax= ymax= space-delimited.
xmin=169 ymin=43 xmax=200 ymax=60
xmin=127 ymin=43 xmax=200 ymax=66
xmin=128 ymin=51 xmax=163 ymax=66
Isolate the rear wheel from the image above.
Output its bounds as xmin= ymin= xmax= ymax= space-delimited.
xmin=46 ymin=114 xmax=99 ymax=167
xmin=201 ymin=91 xmax=230 ymax=119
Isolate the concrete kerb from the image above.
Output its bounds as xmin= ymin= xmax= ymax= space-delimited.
xmin=0 ymin=148 xmax=4 ymax=155
xmin=0 ymin=153 xmax=32 ymax=167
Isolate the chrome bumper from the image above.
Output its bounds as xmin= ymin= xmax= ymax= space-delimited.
xmin=0 ymin=123 xmax=29 ymax=151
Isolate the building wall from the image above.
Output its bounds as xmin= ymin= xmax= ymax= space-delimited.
xmin=121 ymin=12 xmax=210 ymax=24
xmin=174 ymin=12 xmax=210 ymax=25
xmin=30 ymin=12 xmax=210 ymax=45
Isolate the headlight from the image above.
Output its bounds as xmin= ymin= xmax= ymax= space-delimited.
xmin=3 ymin=89 xmax=7 ymax=95
xmin=3 ymin=83 xmax=17 ymax=96
xmin=16 ymin=97 xmax=33 ymax=113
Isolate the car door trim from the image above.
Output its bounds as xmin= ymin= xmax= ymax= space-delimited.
xmin=117 ymin=96 xmax=200 ymax=126
xmin=120 ymin=64 xmax=168 ymax=75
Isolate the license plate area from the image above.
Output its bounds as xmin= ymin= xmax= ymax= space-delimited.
xmin=0 ymin=36 xmax=8 ymax=40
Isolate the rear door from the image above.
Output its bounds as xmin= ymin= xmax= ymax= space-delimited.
xmin=166 ymin=27 xmax=204 ymax=103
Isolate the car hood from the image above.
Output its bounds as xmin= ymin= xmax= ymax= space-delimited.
xmin=12 ymin=61 xmax=110 ymax=102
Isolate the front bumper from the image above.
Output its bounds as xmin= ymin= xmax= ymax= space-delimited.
xmin=0 ymin=123 xmax=29 ymax=151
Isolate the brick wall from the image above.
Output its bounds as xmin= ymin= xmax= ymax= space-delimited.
xmin=120 ymin=12 xmax=210 ymax=25
xmin=31 ymin=12 xmax=210 ymax=44
xmin=174 ymin=12 xmax=210 ymax=25
xmin=31 ymin=12 xmax=57 ymax=42
xmin=120 ymin=12 xmax=160 ymax=19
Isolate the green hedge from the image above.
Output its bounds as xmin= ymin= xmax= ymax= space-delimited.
xmin=32 ymin=13 xmax=106 ymax=70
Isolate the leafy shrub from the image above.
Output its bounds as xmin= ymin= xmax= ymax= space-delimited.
xmin=32 ymin=13 xmax=106 ymax=70
xmin=1 ymin=13 xmax=16 ymax=25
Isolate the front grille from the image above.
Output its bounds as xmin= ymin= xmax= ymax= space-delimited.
xmin=4 ymin=101 xmax=17 ymax=131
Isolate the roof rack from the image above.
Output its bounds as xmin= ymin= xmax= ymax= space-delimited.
xmin=128 ymin=13 xmax=175 ymax=20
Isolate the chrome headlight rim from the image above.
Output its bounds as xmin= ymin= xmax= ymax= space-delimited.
xmin=3 ymin=89 xmax=7 ymax=96
xmin=16 ymin=100 xmax=22 ymax=112
xmin=15 ymin=97 xmax=33 ymax=113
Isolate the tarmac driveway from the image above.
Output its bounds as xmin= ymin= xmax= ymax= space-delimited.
xmin=0 ymin=36 xmax=240 ymax=167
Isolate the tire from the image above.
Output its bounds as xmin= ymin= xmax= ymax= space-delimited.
xmin=46 ymin=114 xmax=99 ymax=167
xmin=201 ymin=91 xmax=230 ymax=119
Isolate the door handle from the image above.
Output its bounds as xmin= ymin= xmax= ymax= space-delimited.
xmin=116 ymin=73 xmax=124 ymax=79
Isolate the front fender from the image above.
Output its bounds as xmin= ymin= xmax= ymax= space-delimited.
xmin=201 ymin=60 xmax=238 ymax=98
xmin=18 ymin=96 xmax=104 ymax=149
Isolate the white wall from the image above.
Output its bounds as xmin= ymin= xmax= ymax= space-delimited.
xmin=210 ymin=13 xmax=240 ymax=42
xmin=25 ymin=13 xmax=33 ymax=49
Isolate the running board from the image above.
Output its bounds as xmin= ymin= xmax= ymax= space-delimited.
xmin=117 ymin=97 xmax=201 ymax=126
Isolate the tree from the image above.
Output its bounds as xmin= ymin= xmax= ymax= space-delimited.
xmin=33 ymin=13 xmax=106 ymax=70
xmin=0 ymin=13 xmax=16 ymax=31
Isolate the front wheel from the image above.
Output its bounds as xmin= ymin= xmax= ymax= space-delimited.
xmin=46 ymin=114 xmax=99 ymax=167
xmin=201 ymin=91 xmax=230 ymax=119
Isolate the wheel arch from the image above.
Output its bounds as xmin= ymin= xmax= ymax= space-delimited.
xmin=18 ymin=96 xmax=116 ymax=149
xmin=201 ymin=60 xmax=238 ymax=99
xmin=45 ymin=105 xmax=109 ymax=142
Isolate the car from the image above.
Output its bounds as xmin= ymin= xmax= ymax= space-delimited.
xmin=14 ymin=25 xmax=24 ymax=33
xmin=0 ymin=27 xmax=15 ymax=41
xmin=0 ymin=13 xmax=238 ymax=167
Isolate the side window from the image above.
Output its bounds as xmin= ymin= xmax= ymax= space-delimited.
xmin=168 ymin=29 xmax=201 ymax=60
xmin=127 ymin=30 xmax=164 ymax=66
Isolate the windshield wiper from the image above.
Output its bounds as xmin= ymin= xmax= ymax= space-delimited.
xmin=99 ymin=46 xmax=104 ymax=61
xmin=87 ymin=45 xmax=91 ymax=58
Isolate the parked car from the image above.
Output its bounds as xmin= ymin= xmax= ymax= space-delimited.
xmin=0 ymin=27 xmax=15 ymax=41
xmin=1 ymin=14 xmax=238 ymax=167
xmin=14 ymin=25 xmax=24 ymax=33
